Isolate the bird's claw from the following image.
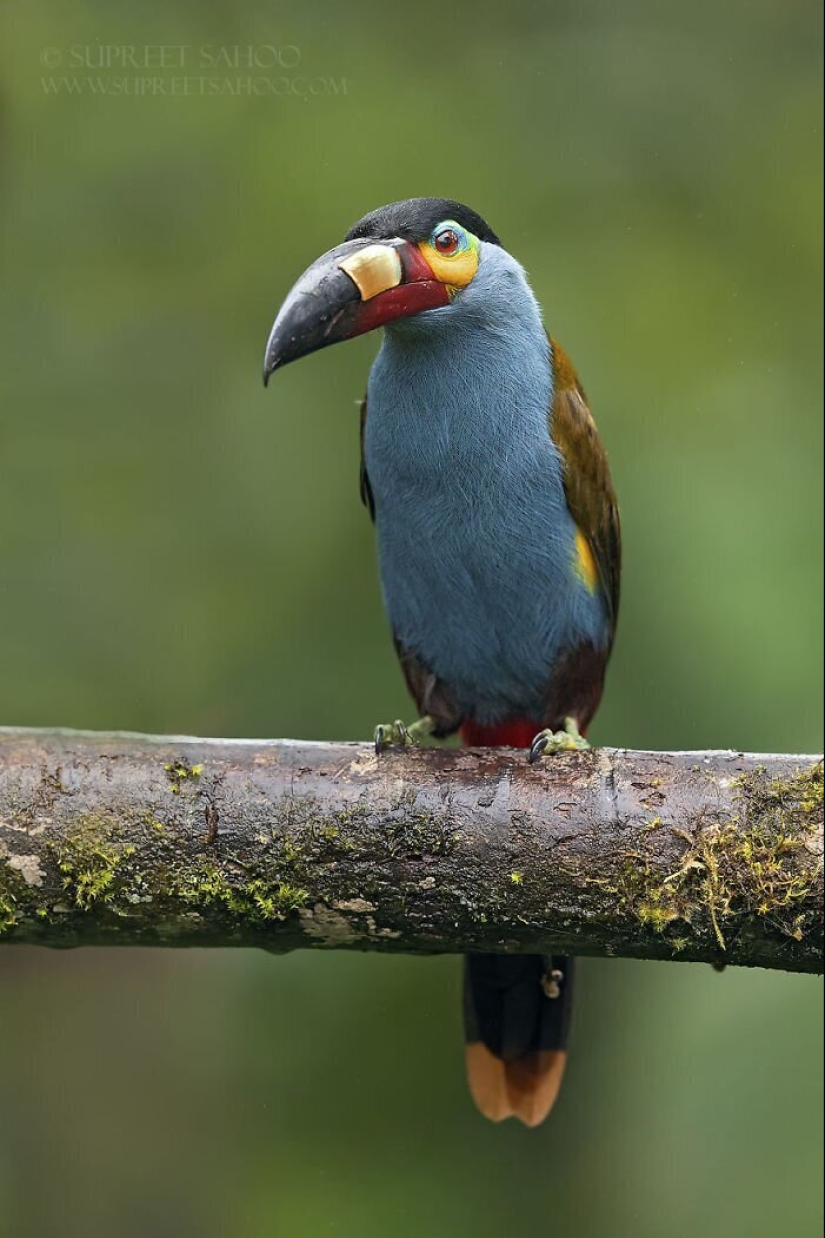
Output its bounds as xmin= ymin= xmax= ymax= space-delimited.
xmin=374 ymin=714 xmax=435 ymax=755
xmin=374 ymin=720 xmax=409 ymax=754
xmin=528 ymin=718 xmax=590 ymax=764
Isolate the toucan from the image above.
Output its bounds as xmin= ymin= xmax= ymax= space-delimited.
xmin=263 ymin=198 xmax=621 ymax=1127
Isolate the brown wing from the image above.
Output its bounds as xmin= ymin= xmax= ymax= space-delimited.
xmin=549 ymin=338 xmax=621 ymax=626
xmin=359 ymin=395 xmax=375 ymax=522
xmin=361 ymin=354 xmax=620 ymax=620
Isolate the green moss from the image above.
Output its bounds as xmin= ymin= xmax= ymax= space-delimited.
xmin=2 ymin=846 xmax=48 ymax=933
xmin=270 ymin=797 xmax=363 ymax=862
xmin=0 ymin=897 xmax=17 ymax=933
xmin=25 ymin=794 xmax=318 ymax=932
xmin=7 ymin=785 xmax=433 ymax=938
xmin=0 ymin=866 xmax=22 ymax=934
xmin=637 ymin=889 xmax=680 ymax=932
xmin=768 ymin=762 xmax=823 ymax=817
xmin=382 ymin=810 xmax=459 ymax=859
xmin=281 ymin=839 xmax=302 ymax=863
xmin=591 ymin=761 xmax=822 ymax=955
xmin=239 ymin=879 xmax=309 ymax=920
xmin=728 ymin=760 xmax=824 ymax=942
xmin=598 ymin=856 xmax=684 ymax=938
xmin=164 ymin=758 xmax=203 ymax=794
xmin=48 ymin=813 xmax=136 ymax=910
xmin=270 ymin=792 xmax=457 ymax=871
xmin=173 ymin=859 xmax=308 ymax=922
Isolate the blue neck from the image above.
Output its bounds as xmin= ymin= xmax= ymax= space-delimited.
xmin=367 ymin=244 xmax=555 ymax=502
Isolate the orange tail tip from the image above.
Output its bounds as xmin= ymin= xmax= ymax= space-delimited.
xmin=465 ymin=1043 xmax=567 ymax=1128
xmin=463 ymin=954 xmax=574 ymax=1127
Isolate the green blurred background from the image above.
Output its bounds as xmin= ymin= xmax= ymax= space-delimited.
xmin=1 ymin=1 xmax=822 ymax=1235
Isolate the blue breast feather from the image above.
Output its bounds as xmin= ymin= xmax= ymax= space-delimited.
xmin=364 ymin=242 xmax=610 ymax=724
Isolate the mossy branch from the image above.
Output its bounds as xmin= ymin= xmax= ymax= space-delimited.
xmin=0 ymin=728 xmax=822 ymax=972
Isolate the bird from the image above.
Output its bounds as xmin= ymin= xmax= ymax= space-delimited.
xmin=262 ymin=198 xmax=621 ymax=1127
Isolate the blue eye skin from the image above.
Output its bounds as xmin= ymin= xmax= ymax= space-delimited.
xmin=431 ymin=221 xmax=469 ymax=256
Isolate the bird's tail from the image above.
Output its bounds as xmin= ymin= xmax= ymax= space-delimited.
xmin=460 ymin=717 xmax=573 ymax=1127
xmin=463 ymin=953 xmax=574 ymax=1127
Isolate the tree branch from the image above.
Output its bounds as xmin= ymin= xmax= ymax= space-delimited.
xmin=0 ymin=728 xmax=821 ymax=971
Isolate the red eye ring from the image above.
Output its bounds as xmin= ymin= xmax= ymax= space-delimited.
xmin=434 ymin=227 xmax=460 ymax=256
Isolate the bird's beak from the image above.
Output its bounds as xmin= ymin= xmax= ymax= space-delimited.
xmin=263 ymin=237 xmax=449 ymax=384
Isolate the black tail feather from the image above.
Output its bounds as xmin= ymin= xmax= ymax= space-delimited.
xmin=464 ymin=953 xmax=575 ymax=1059
xmin=463 ymin=953 xmax=574 ymax=1126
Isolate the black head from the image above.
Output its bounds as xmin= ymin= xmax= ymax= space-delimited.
xmin=263 ymin=199 xmax=502 ymax=382
xmin=345 ymin=198 xmax=501 ymax=247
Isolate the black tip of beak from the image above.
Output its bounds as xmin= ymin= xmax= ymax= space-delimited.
xmin=261 ymin=242 xmax=369 ymax=385
xmin=261 ymin=238 xmax=393 ymax=385
xmin=262 ymin=335 xmax=286 ymax=387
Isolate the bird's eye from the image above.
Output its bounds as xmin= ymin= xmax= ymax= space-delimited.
xmin=434 ymin=227 xmax=461 ymax=256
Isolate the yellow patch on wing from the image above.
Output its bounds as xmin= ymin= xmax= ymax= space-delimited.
xmin=574 ymin=528 xmax=599 ymax=593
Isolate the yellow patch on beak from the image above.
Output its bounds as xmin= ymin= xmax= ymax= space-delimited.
xmin=419 ymin=241 xmax=479 ymax=294
xmin=338 ymin=245 xmax=402 ymax=301
xmin=574 ymin=529 xmax=599 ymax=593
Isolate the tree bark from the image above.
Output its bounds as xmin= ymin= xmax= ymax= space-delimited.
xmin=0 ymin=728 xmax=821 ymax=971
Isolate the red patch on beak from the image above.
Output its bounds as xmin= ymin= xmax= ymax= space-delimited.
xmin=355 ymin=279 xmax=450 ymax=332
xmin=353 ymin=242 xmax=448 ymax=333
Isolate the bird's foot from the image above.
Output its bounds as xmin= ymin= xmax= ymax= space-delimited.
xmin=528 ymin=717 xmax=590 ymax=764
xmin=374 ymin=714 xmax=435 ymax=755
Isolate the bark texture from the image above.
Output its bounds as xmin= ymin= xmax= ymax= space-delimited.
xmin=0 ymin=728 xmax=821 ymax=971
